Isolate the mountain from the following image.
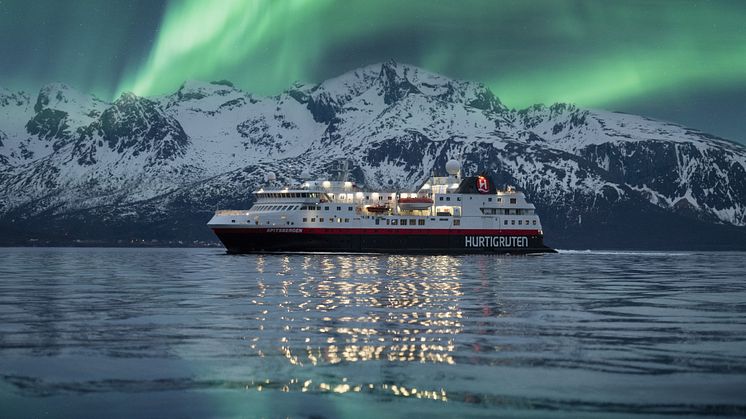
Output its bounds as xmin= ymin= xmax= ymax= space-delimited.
xmin=1 ymin=61 xmax=745 ymax=249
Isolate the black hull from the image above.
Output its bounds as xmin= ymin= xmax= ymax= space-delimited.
xmin=211 ymin=228 xmax=556 ymax=255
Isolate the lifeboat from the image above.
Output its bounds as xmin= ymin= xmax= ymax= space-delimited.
xmin=398 ymin=196 xmax=433 ymax=210
xmin=365 ymin=204 xmax=389 ymax=213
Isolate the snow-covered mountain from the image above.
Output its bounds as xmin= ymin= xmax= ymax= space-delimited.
xmin=1 ymin=61 xmax=745 ymax=248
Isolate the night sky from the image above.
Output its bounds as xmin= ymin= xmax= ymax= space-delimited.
xmin=1 ymin=0 xmax=744 ymax=143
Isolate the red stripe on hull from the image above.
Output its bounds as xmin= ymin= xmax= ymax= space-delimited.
xmin=211 ymin=227 xmax=542 ymax=236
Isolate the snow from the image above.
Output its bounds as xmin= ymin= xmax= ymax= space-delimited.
xmin=1 ymin=61 xmax=745 ymax=228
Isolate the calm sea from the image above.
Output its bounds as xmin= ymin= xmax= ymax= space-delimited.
xmin=0 ymin=248 xmax=745 ymax=418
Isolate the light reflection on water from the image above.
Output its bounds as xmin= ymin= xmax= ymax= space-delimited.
xmin=0 ymin=248 xmax=745 ymax=418
xmin=245 ymin=255 xmax=463 ymax=401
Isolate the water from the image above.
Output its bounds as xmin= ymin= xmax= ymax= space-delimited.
xmin=0 ymin=248 xmax=745 ymax=418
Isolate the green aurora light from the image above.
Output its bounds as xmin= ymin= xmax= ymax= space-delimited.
xmin=2 ymin=0 xmax=745 ymax=141
xmin=119 ymin=0 xmax=746 ymax=110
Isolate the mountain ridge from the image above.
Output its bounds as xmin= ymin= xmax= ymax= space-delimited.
xmin=1 ymin=61 xmax=745 ymax=248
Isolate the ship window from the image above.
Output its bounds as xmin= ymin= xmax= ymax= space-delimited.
xmin=457 ymin=197 xmax=461 ymax=201
xmin=497 ymin=198 xmax=502 ymax=202
xmin=488 ymin=198 xmax=492 ymax=202
xmin=336 ymin=206 xmax=341 ymax=211
xmin=391 ymin=219 xmax=398 ymax=225
xmin=386 ymin=219 xmax=390 ymax=225
xmin=379 ymin=196 xmax=383 ymax=201
xmin=454 ymin=219 xmax=460 ymax=226
xmin=504 ymin=209 xmax=510 ymax=215
xmin=446 ymin=197 xmax=451 ymax=201
xmin=439 ymin=197 xmax=443 ymax=201
xmin=504 ymin=220 xmax=508 ymax=225
xmin=366 ymin=196 xmax=370 ymax=200
xmin=348 ymin=206 xmax=353 ymax=211
xmin=388 ymin=196 xmax=392 ymax=200
xmin=375 ymin=219 xmax=380 ymax=225
xmin=324 ymin=206 xmax=329 ymax=210
xmin=311 ymin=218 xmax=316 ymax=222
xmin=231 ymin=219 xmax=235 ymax=223
xmin=430 ymin=218 xmax=435 ymax=221
xmin=418 ymin=219 xmax=425 ymax=225
xmin=303 ymin=218 xmax=307 ymax=222
xmin=510 ymin=198 xmax=517 ymax=204
xmin=319 ymin=218 xmax=324 ymax=222
xmin=409 ymin=219 xmax=416 ymax=225
xmin=526 ymin=220 xmax=529 ymax=225
xmin=344 ymin=218 xmax=350 ymax=223
xmin=511 ymin=220 xmax=515 ymax=225
xmin=518 ymin=220 xmax=522 ymax=225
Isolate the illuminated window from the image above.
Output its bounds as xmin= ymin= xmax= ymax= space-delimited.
xmin=391 ymin=219 xmax=398 ymax=225
xmin=453 ymin=219 xmax=460 ymax=226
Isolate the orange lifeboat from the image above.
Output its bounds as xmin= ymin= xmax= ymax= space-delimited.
xmin=398 ymin=196 xmax=433 ymax=210
xmin=365 ymin=204 xmax=389 ymax=213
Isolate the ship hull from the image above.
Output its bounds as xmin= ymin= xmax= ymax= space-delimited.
xmin=211 ymin=227 xmax=556 ymax=254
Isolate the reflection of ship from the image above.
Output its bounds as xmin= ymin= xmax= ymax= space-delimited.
xmin=208 ymin=160 xmax=555 ymax=254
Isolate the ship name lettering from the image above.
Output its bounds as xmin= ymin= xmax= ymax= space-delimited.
xmin=464 ymin=236 xmax=528 ymax=248
xmin=266 ymin=228 xmax=303 ymax=233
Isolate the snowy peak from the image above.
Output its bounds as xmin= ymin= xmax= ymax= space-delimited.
xmin=97 ymin=92 xmax=189 ymax=162
xmin=378 ymin=60 xmax=421 ymax=104
xmin=0 ymin=62 xmax=745 ymax=248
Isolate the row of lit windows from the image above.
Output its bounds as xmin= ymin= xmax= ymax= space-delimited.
xmin=436 ymin=196 xmax=517 ymax=204
xmin=253 ymin=204 xmax=355 ymax=212
xmin=299 ymin=217 xmax=461 ymax=226
xmin=482 ymin=208 xmax=535 ymax=215
xmin=256 ymin=192 xmax=322 ymax=198
xmin=302 ymin=217 xmax=351 ymax=223
xmin=253 ymin=204 xmax=301 ymax=211
xmin=505 ymin=219 xmax=537 ymax=226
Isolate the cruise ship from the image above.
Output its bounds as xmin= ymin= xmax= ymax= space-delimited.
xmin=207 ymin=161 xmax=555 ymax=254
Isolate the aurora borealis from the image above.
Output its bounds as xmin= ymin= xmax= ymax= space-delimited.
xmin=1 ymin=0 xmax=745 ymax=142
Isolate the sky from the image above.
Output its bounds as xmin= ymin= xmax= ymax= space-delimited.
xmin=1 ymin=0 xmax=744 ymax=144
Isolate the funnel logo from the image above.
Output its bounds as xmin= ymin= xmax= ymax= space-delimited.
xmin=476 ymin=176 xmax=490 ymax=193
